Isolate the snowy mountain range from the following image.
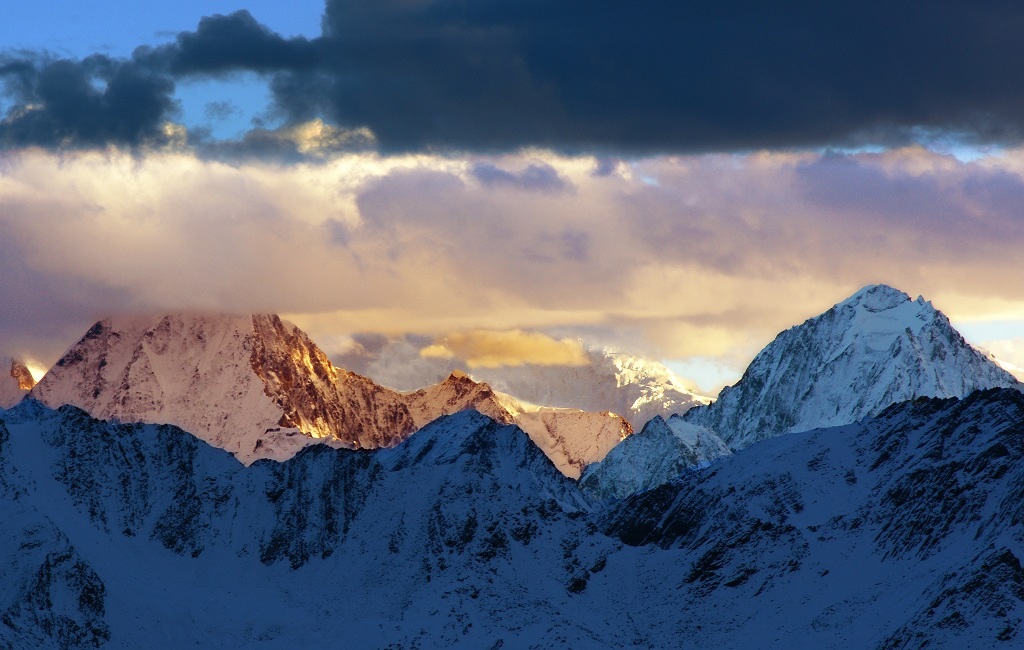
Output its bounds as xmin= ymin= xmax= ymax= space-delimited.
xmin=3 ymin=386 xmax=1024 ymax=647
xmin=334 ymin=335 xmax=712 ymax=428
xmin=28 ymin=313 xmax=630 ymax=477
xmin=2 ymin=283 xmax=1023 ymax=647
xmin=685 ymin=284 xmax=1021 ymax=449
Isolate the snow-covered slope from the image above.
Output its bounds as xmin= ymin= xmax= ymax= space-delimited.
xmin=5 ymin=388 xmax=1024 ymax=647
xmin=336 ymin=337 xmax=712 ymax=427
xmin=30 ymin=314 xmax=629 ymax=476
xmin=579 ymin=415 xmax=731 ymax=502
xmin=0 ymin=403 xmax=611 ymax=648
xmin=0 ymin=356 xmax=34 ymax=409
xmin=602 ymin=387 xmax=1024 ymax=648
xmin=685 ymin=284 xmax=1021 ymax=449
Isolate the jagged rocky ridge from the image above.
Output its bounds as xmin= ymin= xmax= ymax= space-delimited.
xmin=29 ymin=314 xmax=630 ymax=477
xmin=3 ymin=389 xmax=1024 ymax=647
xmin=686 ymin=284 xmax=1021 ymax=449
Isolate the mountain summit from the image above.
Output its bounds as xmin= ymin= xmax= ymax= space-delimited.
xmin=30 ymin=314 xmax=415 ymax=462
xmin=30 ymin=313 xmax=629 ymax=475
xmin=685 ymin=284 xmax=1021 ymax=449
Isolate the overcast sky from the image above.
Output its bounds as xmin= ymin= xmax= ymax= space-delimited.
xmin=2 ymin=1 xmax=1023 ymax=392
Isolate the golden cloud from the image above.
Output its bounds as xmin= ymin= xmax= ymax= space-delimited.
xmin=421 ymin=331 xmax=590 ymax=368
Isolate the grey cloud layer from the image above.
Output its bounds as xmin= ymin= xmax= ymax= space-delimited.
xmin=5 ymin=2 xmax=1024 ymax=153
xmin=3 ymin=148 xmax=1024 ymax=364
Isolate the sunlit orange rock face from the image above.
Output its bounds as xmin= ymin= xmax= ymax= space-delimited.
xmin=248 ymin=314 xmax=417 ymax=449
xmin=10 ymin=360 xmax=35 ymax=391
xmin=1 ymin=357 xmax=35 ymax=408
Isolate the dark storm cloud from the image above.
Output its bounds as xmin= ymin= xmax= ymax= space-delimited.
xmin=0 ymin=11 xmax=314 ymax=150
xmin=271 ymin=0 xmax=1024 ymax=152
xmin=7 ymin=1 xmax=1024 ymax=153
xmin=0 ymin=54 xmax=176 ymax=149
xmin=137 ymin=10 xmax=320 ymax=76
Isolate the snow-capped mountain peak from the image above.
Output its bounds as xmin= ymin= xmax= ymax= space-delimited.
xmin=685 ymin=284 xmax=1021 ymax=449
xmin=29 ymin=313 xmax=418 ymax=463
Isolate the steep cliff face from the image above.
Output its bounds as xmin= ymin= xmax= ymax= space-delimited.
xmin=247 ymin=315 xmax=416 ymax=449
xmin=686 ymin=284 xmax=1021 ymax=449
xmin=0 ymin=503 xmax=110 ymax=650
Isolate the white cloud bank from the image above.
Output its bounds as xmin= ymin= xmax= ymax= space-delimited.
xmin=2 ymin=146 xmax=1023 ymax=377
